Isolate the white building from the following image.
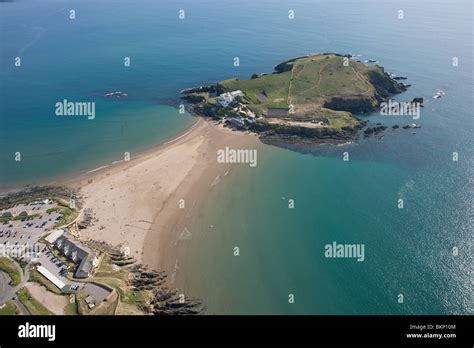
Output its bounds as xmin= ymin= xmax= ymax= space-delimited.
xmin=37 ymin=265 xmax=66 ymax=290
xmin=45 ymin=229 xmax=65 ymax=244
xmin=217 ymin=90 xmax=244 ymax=107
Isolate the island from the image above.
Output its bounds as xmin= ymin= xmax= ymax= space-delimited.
xmin=181 ymin=53 xmax=408 ymax=144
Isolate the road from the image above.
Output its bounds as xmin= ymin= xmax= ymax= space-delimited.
xmin=0 ymin=270 xmax=13 ymax=304
xmin=0 ymin=261 xmax=31 ymax=315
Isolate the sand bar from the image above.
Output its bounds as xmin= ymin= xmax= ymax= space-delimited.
xmin=69 ymin=118 xmax=261 ymax=276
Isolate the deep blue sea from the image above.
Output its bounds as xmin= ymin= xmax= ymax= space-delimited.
xmin=1 ymin=0 xmax=472 ymax=314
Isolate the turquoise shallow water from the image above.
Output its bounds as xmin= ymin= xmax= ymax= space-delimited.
xmin=1 ymin=0 xmax=472 ymax=314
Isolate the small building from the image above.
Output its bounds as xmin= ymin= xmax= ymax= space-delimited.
xmin=55 ymin=234 xmax=99 ymax=278
xmin=266 ymin=107 xmax=289 ymax=117
xmin=85 ymin=295 xmax=96 ymax=309
xmin=227 ymin=117 xmax=246 ymax=129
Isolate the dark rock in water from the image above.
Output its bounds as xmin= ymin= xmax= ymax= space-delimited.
xmin=364 ymin=128 xmax=374 ymax=135
xmin=411 ymin=97 xmax=424 ymax=106
xmin=376 ymin=123 xmax=382 ymax=125
xmin=392 ymin=125 xmax=400 ymax=129
xmin=364 ymin=125 xmax=387 ymax=137
xmin=402 ymin=124 xmax=421 ymax=129
xmin=393 ymin=76 xmax=408 ymax=80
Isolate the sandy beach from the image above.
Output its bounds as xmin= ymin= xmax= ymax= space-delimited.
xmin=69 ymin=118 xmax=261 ymax=277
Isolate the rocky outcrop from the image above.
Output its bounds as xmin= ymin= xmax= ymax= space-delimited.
xmin=189 ymin=102 xmax=240 ymax=120
xmin=180 ymin=85 xmax=217 ymax=95
xmin=181 ymin=94 xmax=205 ymax=104
xmin=253 ymin=119 xmax=366 ymax=144
xmin=323 ymin=96 xmax=377 ymax=114
xmin=367 ymin=70 xmax=407 ymax=99
xmin=273 ymin=55 xmax=308 ymax=73
xmin=129 ymin=264 xmax=204 ymax=315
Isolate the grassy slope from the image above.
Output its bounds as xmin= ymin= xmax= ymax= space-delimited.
xmin=0 ymin=257 xmax=21 ymax=286
xmin=18 ymin=288 xmax=53 ymax=315
xmin=0 ymin=300 xmax=21 ymax=315
xmin=220 ymin=72 xmax=291 ymax=113
xmin=218 ymin=54 xmax=385 ymax=129
xmin=47 ymin=203 xmax=77 ymax=229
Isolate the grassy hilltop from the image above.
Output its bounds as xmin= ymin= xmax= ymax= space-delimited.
xmin=183 ymin=53 xmax=406 ymax=142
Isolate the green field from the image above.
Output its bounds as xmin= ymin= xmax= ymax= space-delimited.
xmin=289 ymin=54 xmax=376 ymax=103
xmin=214 ymin=54 xmax=396 ymax=130
xmin=220 ymin=71 xmax=291 ymax=114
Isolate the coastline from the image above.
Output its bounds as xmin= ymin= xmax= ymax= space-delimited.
xmin=66 ymin=118 xmax=262 ymax=282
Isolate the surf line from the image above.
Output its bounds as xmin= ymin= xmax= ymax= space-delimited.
xmin=164 ymin=118 xmax=201 ymax=145
xmin=84 ymin=119 xmax=200 ymax=175
xmin=86 ymin=165 xmax=109 ymax=174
